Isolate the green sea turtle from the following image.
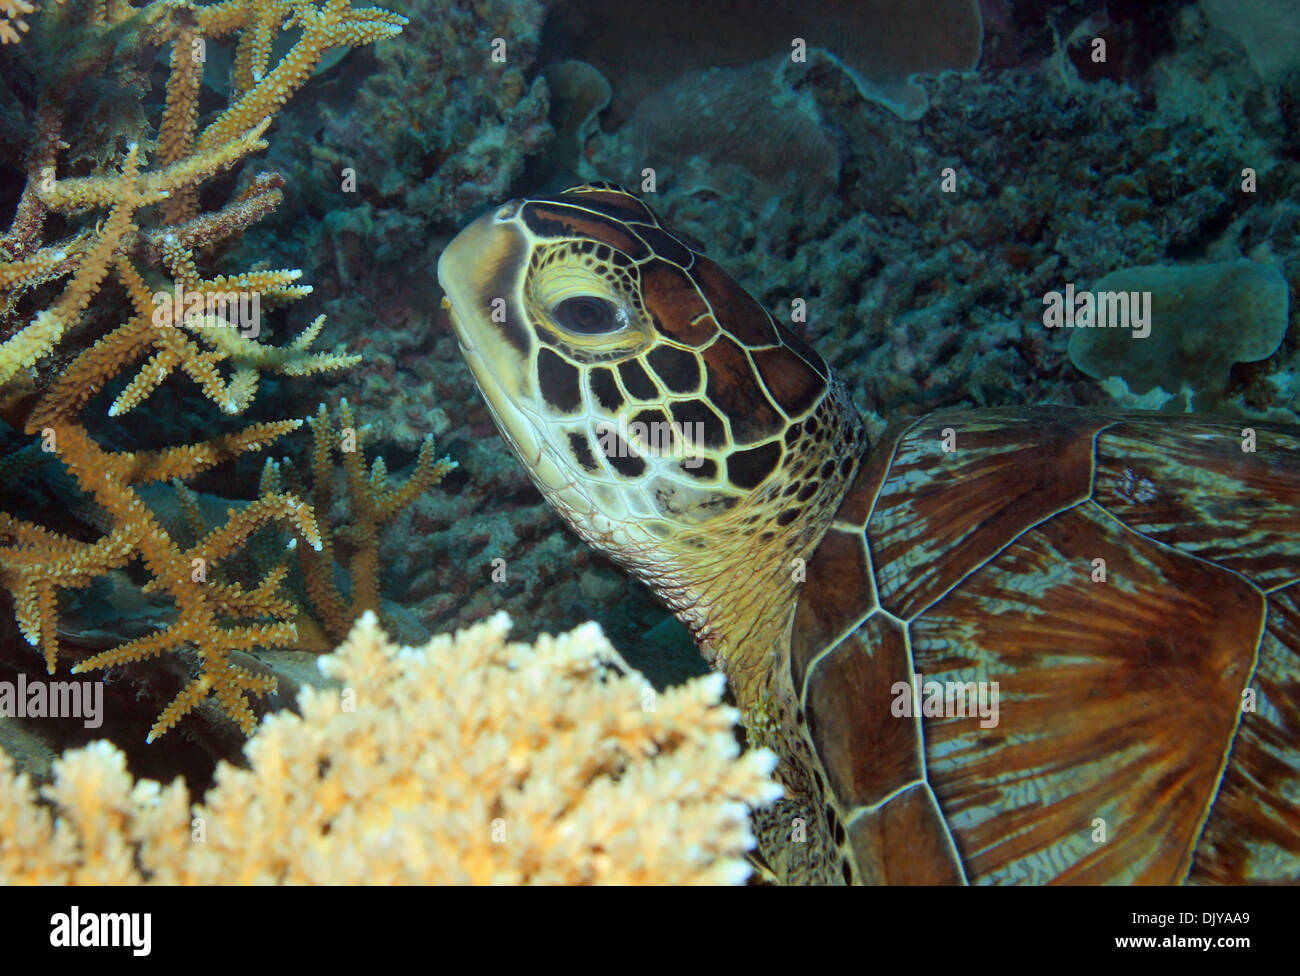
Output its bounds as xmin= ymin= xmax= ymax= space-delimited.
xmin=437 ymin=183 xmax=1300 ymax=885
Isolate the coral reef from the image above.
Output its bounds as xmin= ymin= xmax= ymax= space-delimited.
xmin=257 ymin=0 xmax=553 ymax=301
xmin=587 ymin=55 xmax=840 ymax=210
xmin=208 ymin=3 xmax=686 ymax=684
xmin=5 ymin=0 xmax=1282 ymax=786
xmin=546 ymin=0 xmax=983 ymax=123
xmin=0 ymin=0 xmax=406 ymax=743
xmin=224 ymin=5 xmax=557 ymax=642
xmin=375 ymin=0 xmax=1298 ymax=677
xmin=576 ymin=1 xmax=1298 ymax=437
xmin=0 ymin=0 xmax=1292 ymax=890
xmin=1200 ymin=0 xmax=1300 ymax=82
xmin=0 ymin=612 xmax=780 ymax=884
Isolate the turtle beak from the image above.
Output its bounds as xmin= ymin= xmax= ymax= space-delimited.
xmin=436 ymin=204 xmax=545 ymax=465
xmin=436 ymin=203 xmax=529 ymax=364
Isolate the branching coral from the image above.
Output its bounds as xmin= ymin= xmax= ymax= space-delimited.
xmin=178 ymin=399 xmax=456 ymax=651
xmin=0 ymin=1 xmax=32 ymax=46
xmin=0 ymin=613 xmax=781 ymax=884
xmin=0 ymin=0 xmax=406 ymax=741
xmin=291 ymin=399 xmax=455 ymax=643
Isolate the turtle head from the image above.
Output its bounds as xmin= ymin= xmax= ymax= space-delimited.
xmin=438 ymin=183 xmax=865 ymax=664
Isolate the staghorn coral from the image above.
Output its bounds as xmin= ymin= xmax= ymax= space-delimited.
xmin=0 ymin=0 xmax=406 ymax=742
xmin=0 ymin=0 xmax=32 ymax=45
xmin=291 ymin=399 xmax=455 ymax=644
xmin=191 ymin=399 xmax=455 ymax=651
xmin=0 ymin=612 xmax=781 ymax=884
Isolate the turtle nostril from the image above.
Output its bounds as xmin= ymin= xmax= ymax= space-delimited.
xmin=495 ymin=199 xmax=522 ymax=221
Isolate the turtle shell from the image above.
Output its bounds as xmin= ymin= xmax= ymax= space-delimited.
xmin=790 ymin=406 xmax=1300 ymax=884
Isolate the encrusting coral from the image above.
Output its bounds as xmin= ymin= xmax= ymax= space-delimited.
xmin=0 ymin=0 xmax=410 ymax=741
xmin=0 ymin=612 xmax=781 ymax=884
xmin=288 ymin=0 xmax=553 ymax=285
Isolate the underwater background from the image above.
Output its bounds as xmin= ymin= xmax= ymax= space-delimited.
xmin=0 ymin=0 xmax=1296 ymax=870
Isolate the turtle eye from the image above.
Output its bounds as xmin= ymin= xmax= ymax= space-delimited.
xmin=553 ymin=296 xmax=626 ymax=335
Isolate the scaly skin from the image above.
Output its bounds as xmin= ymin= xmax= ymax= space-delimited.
xmin=438 ymin=184 xmax=863 ymax=882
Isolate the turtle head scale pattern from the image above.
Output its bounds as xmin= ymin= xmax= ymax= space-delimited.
xmin=438 ymin=183 xmax=867 ymax=653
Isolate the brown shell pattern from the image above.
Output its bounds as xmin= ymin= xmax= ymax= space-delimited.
xmin=791 ymin=407 xmax=1300 ymax=884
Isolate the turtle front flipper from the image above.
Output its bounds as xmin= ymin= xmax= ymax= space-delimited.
xmin=791 ymin=408 xmax=1300 ymax=884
